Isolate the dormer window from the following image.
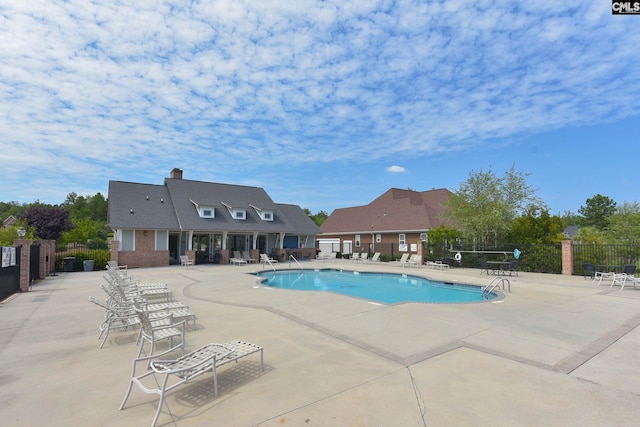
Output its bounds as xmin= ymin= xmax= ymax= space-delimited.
xmin=250 ymin=204 xmax=274 ymax=221
xmin=200 ymin=208 xmax=215 ymax=218
xmin=190 ymin=199 xmax=215 ymax=218
xmin=222 ymin=202 xmax=246 ymax=220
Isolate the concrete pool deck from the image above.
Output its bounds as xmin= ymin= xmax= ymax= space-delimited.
xmin=2 ymin=261 xmax=640 ymax=426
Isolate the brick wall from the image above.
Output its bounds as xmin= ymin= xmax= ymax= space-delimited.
xmin=111 ymin=230 xmax=170 ymax=268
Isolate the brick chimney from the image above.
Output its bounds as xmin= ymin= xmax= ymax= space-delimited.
xmin=170 ymin=168 xmax=183 ymax=179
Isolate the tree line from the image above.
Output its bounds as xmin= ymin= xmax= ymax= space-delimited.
xmin=0 ymin=193 xmax=109 ymax=248
xmin=0 ymin=166 xmax=636 ymax=248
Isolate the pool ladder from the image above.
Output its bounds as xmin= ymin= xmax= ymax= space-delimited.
xmin=482 ymin=276 xmax=511 ymax=299
xmin=289 ymin=254 xmax=304 ymax=271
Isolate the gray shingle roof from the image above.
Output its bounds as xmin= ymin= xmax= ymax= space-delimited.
xmin=108 ymin=177 xmax=320 ymax=235
xmin=107 ymin=181 xmax=179 ymax=229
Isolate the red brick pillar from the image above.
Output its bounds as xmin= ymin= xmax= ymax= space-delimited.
xmin=14 ymin=239 xmax=32 ymax=292
xmin=219 ymin=249 xmax=229 ymax=264
xmin=110 ymin=240 xmax=119 ymax=264
xmin=38 ymin=240 xmax=55 ymax=278
xmin=562 ymin=240 xmax=573 ymax=276
xmin=47 ymin=240 xmax=56 ymax=275
xmin=416 ymin=241 xmax=423 ymax=265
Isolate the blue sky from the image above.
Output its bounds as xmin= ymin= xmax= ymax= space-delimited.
xmin=1 ymin=1 xmax=639 ymax=216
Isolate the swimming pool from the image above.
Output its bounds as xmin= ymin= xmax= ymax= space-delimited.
xmin=255 ymin=269 xmax=497 ymax=304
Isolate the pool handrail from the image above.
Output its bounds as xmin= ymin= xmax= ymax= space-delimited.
xmin=289 ymin=254 xmax=303 ymax=270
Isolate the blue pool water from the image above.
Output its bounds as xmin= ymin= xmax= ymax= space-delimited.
xmin=255 ymin=269 xmax=495 ymax=304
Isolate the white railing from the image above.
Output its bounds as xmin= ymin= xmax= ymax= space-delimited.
xmin=289 ymin=254 xmax=303 ymax=270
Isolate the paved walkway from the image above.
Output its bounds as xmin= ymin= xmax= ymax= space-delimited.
xmin=2 ymin=261 xmax=640 ymax=426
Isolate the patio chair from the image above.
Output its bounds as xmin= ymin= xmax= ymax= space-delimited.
xmin=350 ymin=252 xmax=360 ymax=261
xmin=507 ymin=260 xmax=519 ymax=277
xmin=120 ymin=340 xmax=264 ymax=427
xmin=229 ymin=251 xmax=247 ymax=265
xmin=582 ymin=262 xmax=596 ymax=280
xmin=367 ymin=252 xmax=381 ymax=263
xmin=390 ymin=253 xmax=410 ymax=266
xmin=407 ymin=254 xmax=421 ymax=267
xmin=260 ymin=253 xmax=278 ymax=266
xmin=611 ymin=264 xmax=637 ymax=290
xmin=180 ymin=255 xmax=194 ymax=267
xmin=480 ymin=259 xmax=491 ymax=275
xmin=134 ymin=305 xmax=186 ymax=359
xmin=360 ymin=253 xmax=369 ymax=262
xmin=242 ymin=251 xmax=257 ymax=263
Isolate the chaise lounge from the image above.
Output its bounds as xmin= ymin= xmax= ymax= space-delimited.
xmin=120 ymin=340 xmax=264 ymax=427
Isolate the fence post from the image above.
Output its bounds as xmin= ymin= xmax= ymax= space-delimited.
xmin=562 ymin=240 xmax=573 ymax=276
xmin=14 ymin=238 xmax=32 ymax=292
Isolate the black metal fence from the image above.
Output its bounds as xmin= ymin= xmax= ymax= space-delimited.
xmin=0 ymin=246 xmax=21 ymax=300
xmin=572 ymin=244 xmax=640 ymax=276
xmin=427 ymin=243 xmax=563 ymax=274
xmin=54 ymin=246 xmax=110 ymax=272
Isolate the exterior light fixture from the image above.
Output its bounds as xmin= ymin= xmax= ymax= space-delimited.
xmin=17 ymin=227 xmax=26 ymax=238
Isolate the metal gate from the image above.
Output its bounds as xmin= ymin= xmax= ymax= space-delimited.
xmin=30 ymin=244 xmax=40 ymax=282
xmin=0 ymin=246 xmax=21 ymax=301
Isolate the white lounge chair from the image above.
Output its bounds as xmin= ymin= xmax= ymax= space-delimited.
xmin=407 ymin=254 xmax=422 ymax=267
xmin=391 ymin=253 xmax=410 ymax=266
xmin=242 ymin=251 xmax=257 ymax=263
xmin=88 ymin=296 xmax=140 ymax=348
xmin=360 ymin=253 xmax=369 ymax=262
xmin=350 ymin=253 xmax=360 ymax=261
xmin=230 ymin=251 xmax=247 ymax=265
xmin=120 ymin=340 xmax=264 ymax=427
xmin=107 ymin=261 xmax=127 ymax=275
xmin=367 ymin=253 xmax=381 ymax=263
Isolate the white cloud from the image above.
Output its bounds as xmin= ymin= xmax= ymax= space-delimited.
xmin=0 ymin=1 xmax=639 ymax=206
xmin=386 ymin=165 xmax=406 ymax=173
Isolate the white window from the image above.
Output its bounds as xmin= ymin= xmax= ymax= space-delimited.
xmin=155 ymin=230 xmax=168 ymax=251
xmin=420 ymin=233 xmax=427 ymax=242
xmin=399 ymin=234 xmax=406 ymax=245
xmin=121 ymin=230 xmax=135 ymax=251
xmin=261 ymin=211 xmax=273 ymax=221
xmin=355 ymin=234 xmax=361 ymax=247
xmin=200 ymin=207 xmax=215 ymax=218
xmin=376 ymin=234 xmax=381 ymax=243
xmin=233 ymin=209 xmax=246 ymax=220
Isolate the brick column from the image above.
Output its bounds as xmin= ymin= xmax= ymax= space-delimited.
xmin=38 ymin=240 xmax=55 ymax=278
xmin=46 ymin=240 xmax=56 ymax=275
xmin=110 ymin=240 xmax=119 ymax=264
xmin=416 ymin=241 xmax=423 ymax=265
xmin=561 ymin=239 xmax=573 ymax=276
xmin=14 ymin=239 xmax=32 ymax=292
xmin=219 ymin=249 xmax=229 ymax=264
